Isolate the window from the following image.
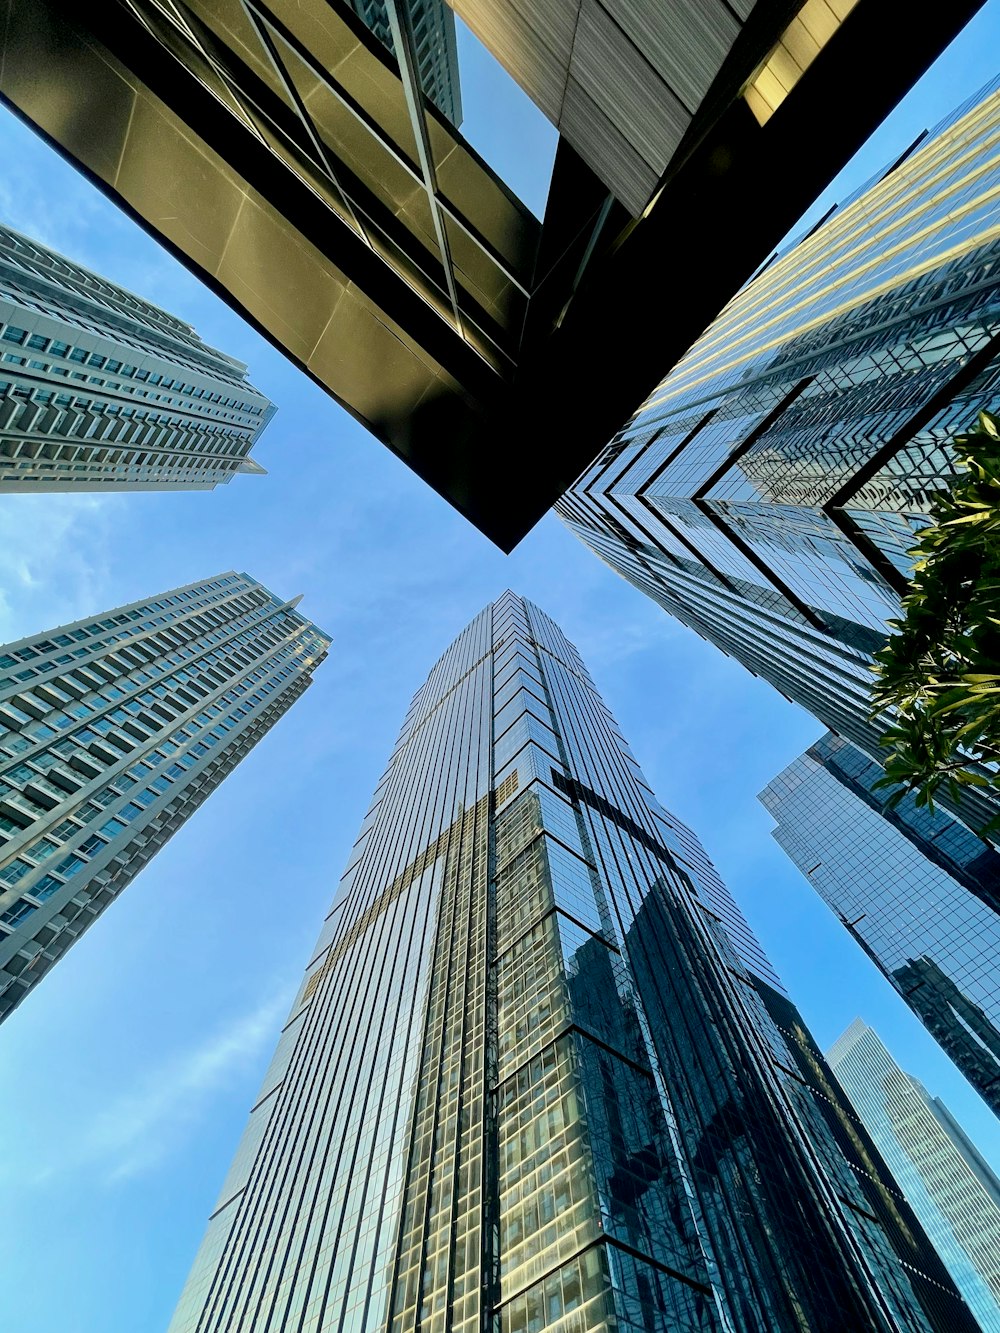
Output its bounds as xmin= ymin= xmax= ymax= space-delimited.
xmin=31 ymin=875 xmax=62 ymax=902
xmin=27 ymin=333 xmax=48 ymax=351
xmin=0 ymin=899 xmax=37 ymax=928
xmin=1 ymin=326 xmax=27 ymax=344
xmin=53 ymin=853 xmax=85 ymax=879
xmin=0 ymin=859 xmax=32 ymax=886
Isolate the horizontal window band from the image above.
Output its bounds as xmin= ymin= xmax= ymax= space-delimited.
xmin=492 ymin=904 xmax=618 ymax=964
xmin=493 ymin=1233 xmax=712 ymax=1311
xmin=493 ymin=1022 xmax=656 ymax=1093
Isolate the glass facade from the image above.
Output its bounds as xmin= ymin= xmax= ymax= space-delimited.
xmin=170 ymin=593 xmax=974 ymax=1333
xmin=760 ymin=733 xmax=1000 ymax=1116
xmin=0 ymin=573 xmax=329 ymax=1020
xmin=0 ymin=222 xmax=275 ymax=491
xmin=557 ymin=76 xmax=1000 ymax=833
xmin=346 ymin=0 xmax=462 ymax=125
xmin=829 ymin=1020 xmax=1000 ymax=1331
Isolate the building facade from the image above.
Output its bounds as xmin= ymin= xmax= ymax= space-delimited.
xmin=170 ymin=593 xmax=975 ymax=1333
xmin=0 ymin=573 xmax=329 ymax=1021
xmin=347 ymin=0 xmax=461 ymax=125
xmin=557 ymin=77 xmax=1000 ymax=824
xmin=0 ymin=222 xmax=275 ymax=491
xmin=829 ymin=1019 xmax=1000 ymax=1331
xmin=759 ymin=732 xmax=1000 ymax=1115
xmin=1 ymin=0 xmax=974 ymax=545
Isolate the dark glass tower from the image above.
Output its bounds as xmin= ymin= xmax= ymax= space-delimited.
xmin=557 ymin=76 xmax=1000 ymax=832
xmin=760 ymin=732 xmax=1000 ymax=1115
xmin=169 ymin=594 xmax=975 ymax=1333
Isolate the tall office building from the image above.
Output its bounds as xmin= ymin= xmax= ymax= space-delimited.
xmin=170 ymin=593 xmax=976 ymax=1333
xmin=0 ymin=0 xmax=974 ymax=544
xmin=0 ymin=573 xmax=329 ymax=1021
xmin=829 ymin=1019 xmax=1000 ymax=1331
xmin=759 ymin=733 xmax=1000 ymax=1115
xmin=347 ymin=0 xmax=462 ymax=125
xmin=0 ymin=222 xmax=275 ymax=491
xmin=558 ymin=77 xmax=1000 ymax=826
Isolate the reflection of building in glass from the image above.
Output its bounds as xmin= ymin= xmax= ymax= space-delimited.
xmin=0 ymin=223 xmax=275 ymax=492
xmin=347 ymin=0 xmax=461 ymax=125
xmin=170 ymin=593 xmax=974 ymax=1333
xmin=558 ymin=78 xmax=1000 ymax=828
xmin=0 ymin=574 xmax=329 ymax=1021
xmin=829 ymin=1020 xmax=1000 ymax=1331
xmin=759 ymin=733 xmax=1000 ymax=1115
xmin=2 ymin=0 xmax=974 ymax=544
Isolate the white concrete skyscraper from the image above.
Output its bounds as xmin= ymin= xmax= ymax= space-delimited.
xmin=0 ymin=573 xmax=329 ymax=1020
xmin=0 ymin=222 xmax=275 ymax=491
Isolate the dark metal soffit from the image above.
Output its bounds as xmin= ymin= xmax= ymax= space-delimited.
xmin=0 ymin=0 xmax=984 ymax=549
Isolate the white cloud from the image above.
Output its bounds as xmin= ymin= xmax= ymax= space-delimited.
xmin=0 ymin=494 xmax=118 ymax=642
xmin=13 ymin=987 xmax=289 ymax=1188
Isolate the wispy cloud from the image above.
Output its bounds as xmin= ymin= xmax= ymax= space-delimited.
xmin=0 ymin=494 xmax=119 ymax=642
xmin=14 ymin=988 xmax=289 ymax=1188
xmin=93 ymin=989 xmax=288 ymax=1182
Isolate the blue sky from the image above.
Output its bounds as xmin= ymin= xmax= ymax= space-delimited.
xmin=1 ymin=13 xmax=999 ymax=1331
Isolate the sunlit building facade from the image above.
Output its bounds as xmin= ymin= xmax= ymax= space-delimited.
xmin=557 ymin=77 xmax=1000 ymax=828
xmin=0 ymin=573 xmax=329 ymax=1020
xmin=829 ymin=1020 xmax=1000 ymax=1331
xmin=170 ymin=594 xmax=974 ymax=1333
xmin=760 ymin=732 xmax=1000 ymax=1115
xmin=0 ymin=222 xmax=274 ymax=491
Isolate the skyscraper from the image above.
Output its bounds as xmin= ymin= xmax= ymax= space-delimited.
xmin=0 ymin=222 xmax=275 ymax=491
xmin=169 ymin=593 xmax=975 ymax=1333
xmin=346 ymin=0 xmax=462 ymax=125
xmin=759 ymin=733 xmax=1000 ymax=1115
xmin=557 ymin=76 xmax=1000 ymax=828
xmin=829 ymin=1019 xmax=1000 ymax=1331
xmin=0 ymin=573 xmax=329 ymax=1021
xmin=0 ymin=0 xmax=973 ymax=543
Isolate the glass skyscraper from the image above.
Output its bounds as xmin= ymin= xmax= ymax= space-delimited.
xmin=0 ymin=222 xmax=275 ymax=491
xmin=556 ymin=76 xmax=1000 ymax=831
xmin=829 ymin=1019 xmax=1000 ymax=1331
xmin=0 ymin=573 xmax=329 ymax=1021
xmin=759 ymin=732 xmax=1000 ymax=1116
xmin=170 ymin=593 xmax=975 ymax=1333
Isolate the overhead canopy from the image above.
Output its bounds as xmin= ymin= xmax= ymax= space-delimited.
xmin=0 ymin=0 xmax=982 ymax=547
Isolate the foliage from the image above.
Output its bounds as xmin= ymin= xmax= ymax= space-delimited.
xmin=870 ymin=410 xmax=1000 ymax=819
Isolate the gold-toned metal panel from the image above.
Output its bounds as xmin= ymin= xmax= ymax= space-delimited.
xmin=215 ymin=193 xmax=347 ymax=364
xmin=1 ymin=0 xmax=135 ymax=186
xmin=306 ymin=289 xmax=448 ymax=426
xmin=115 ymin=92 xmax=251 ymax=279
